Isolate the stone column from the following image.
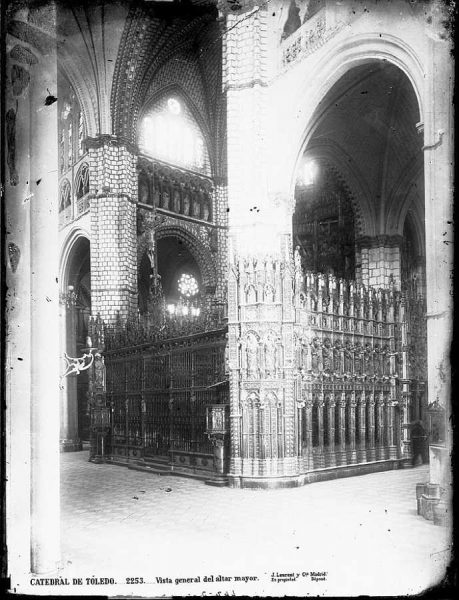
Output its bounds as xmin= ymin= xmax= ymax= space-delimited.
xmin=366 ymin=393 xmax=376 ymax=462
xmin=59 ymin=293 xmax=80 ymax=450
xmin=29 ymin=26 xmax=61 ymax=573
xmin=357 ymin=392 xmax=367 ymax=463
xmin=399 ymin=297 xmax=413 ymax=467
xmin=87 ymin=137 xmax=138 ymax=323
xmin=314 ymin=395 xmax=325 ymax=469
xmin=213 ymin=178 xmax=229 ymax=303
xmin=348 ymin=393 xmax=357 ymax=464
xmin=376 ymin=393 xmax=385 ymax=460
xmin=336 ymin=393 xmax=346 ymax=465
xmin=223 ymin=1 xmax=299 ymax=487
xmin=327 ymin=396 xmax=336 ymax=467
xmin=304 ymin=396 xmax=314 ymax=471
xmin=423 ymin=17 xmax=453 ymax=497
xmin=357 ymin=235 xmax=402 ymax=289
xmin=5 ymin=36 xmax=33 ymax=582
xmin=385 ymin=396 xmax=397 ymax=459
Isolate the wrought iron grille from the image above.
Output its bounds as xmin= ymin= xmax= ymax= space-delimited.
xmin=104 ymin=327 xmax=228 ymax=462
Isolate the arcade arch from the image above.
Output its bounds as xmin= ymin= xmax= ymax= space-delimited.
xmin=60 ymin=234 xmax=92 ymax=445
xmin=292 ymin=60 xmax=425 ymax=292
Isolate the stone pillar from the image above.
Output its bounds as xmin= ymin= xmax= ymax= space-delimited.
xmin=315 ymin=395 xmax=325 ymax=469
xmin=223 ymin=1 xmax=299 ymax=487
xmin=357 ymin=235 xmax=402 ymax=289
xmin=366 ymin=393 xmax=376 ymax=462
xmin=376 ymin=393 xmax=385 ymax=460
xmin=5 ymin=36 xmax=33 ymax=583
xmin=399 ymin=297 xmax=413 ymax=467
xmin=304 ymin=397 xmax=314 ymax=471
xmin=29 ymin=22 xmax=61 ymax=573
xmin=386 ymin=396 xmax=397 ymax=459
xmin=213 ymin=179 xmax=229 ymax=302
xmin=87 ymin=137 xmax=138 ymax=323
xmin=348 ymin=393 xmax=357 ymax=464
xmin=59 ymin=293 xmax=80 ymax=450
xmin=327 ymin=397 xmax=336 ymax=467
xmin=336 ymin=393 xmax=346 ymax=465
xmin=423 ymin=17 xmax=453 ymax=499
xmin=357 ymin=392 xmax=367 ymax=463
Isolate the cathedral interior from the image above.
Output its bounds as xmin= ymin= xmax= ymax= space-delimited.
xmin=3 ymin=0 xmax=453 ymax=580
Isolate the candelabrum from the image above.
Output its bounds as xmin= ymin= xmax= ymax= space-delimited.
xmin=60 ymin=285 xmax=78 ymax=308
xmin=166 ymin=296 xmax=202 ymax=319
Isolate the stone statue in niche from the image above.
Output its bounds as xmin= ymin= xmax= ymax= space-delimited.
xmin=138 ymin=178 xmax=149 ymax=204
xmin=246 ymin=284 xmax=257 ymax=304
xmin=264 ymin=334 xmax=277 ymax=376
xmin=334 ymin=340 xmax=342 ymax=374
xmin=364 ymin=343 xmax=374 ymax=376
xmin=153 ymin=186 xmax=160 ymax=207
xmin=94 ymin=353 xmax=106 ymax=390
xmin=311 ymin=337 xmax=321 ymax=371
xmin=264 ymin=284 xmax=274 ymax=303
xmin=161 ymin=187 xmax=170 ymax=210
xmin=383 ymin=346 xmax=391 ymax=376
xmin=173 ymin=188 xmax=181 ymax=213
xmin=212 ymin=409 xmax=223 ymax=431
xmin=183 ymin=193 xmax=190 ymax=215
xmin=344 ymin=341 xmax=353 ymax=373
xmin=6 ymin=108 xmax=18 ymax=186
xmin=294 ymin=245 xmax=302 ymax=272
xmin=374 ymin=346 xmax=382 ymax=376
xmin=322 ymin=338 xmax=332 ymax=372
xmin=192 ymin=196 xmax=200 ymax=218
xmin=354 ymin=344 xmax=362 ymax=375
xmin=246 ymin=333 xmax=259 ymax=377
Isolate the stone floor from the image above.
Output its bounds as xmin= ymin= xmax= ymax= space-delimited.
xmin=28 ymin=453 xmax=455 ymax=596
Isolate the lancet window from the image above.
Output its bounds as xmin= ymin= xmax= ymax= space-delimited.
xmin=58 ymin=77 xmax=86 ymax=175
xmin=75 ymin=163 xmax=90 ymax=200
xmin=59 ymin=179 xmax=71 ymax=212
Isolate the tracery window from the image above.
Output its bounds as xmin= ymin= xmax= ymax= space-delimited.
xmin=178 ymin=273 xmax=199 ymax=298
xmin=59 ymin=179 xmax=71 ymax=212
xmin=58 ymin=74 xmax=86 ymax=174
xmin=75 ymin=163 xmax=90 ymax=199
xmin=78 ymin=111 xmax=84 ymax=157
xmin=67 ymin=120 xmax=73 ymax=166
xmin=139 ymin=97 xmax=208 ymax=173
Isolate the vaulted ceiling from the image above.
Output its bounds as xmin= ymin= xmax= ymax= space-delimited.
xmin=304 ymin=61 xmax=424 ymax=237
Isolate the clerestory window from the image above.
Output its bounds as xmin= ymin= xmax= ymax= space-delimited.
xmin=139 ymin=97 xmax=208 ymax=173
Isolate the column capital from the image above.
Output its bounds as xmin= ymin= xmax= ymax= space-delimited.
xmin=84 ymin=134 xmax=138 ymax=156
xmin=355 ymin=234 xmax=404 ymax=250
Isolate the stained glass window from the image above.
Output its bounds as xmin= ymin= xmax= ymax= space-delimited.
xmin=178 ymin=273 xmax=199 ymax=298
xmin=140 ymin=97 xmax=206 ymax=172
xmin=59 ymin=179 xmax=71 ymax=212
xmin=59 ymin=129 xmax=65 ymax=174
xmin=67 ymin=121 xmax=73 ymax=165
xmin=75 ymin=163 xmax=90 ymax=199
xmin=78 ymin=110 xmax=84 ymax=157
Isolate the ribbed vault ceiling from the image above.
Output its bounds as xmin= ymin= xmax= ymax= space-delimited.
xmin=306 ymin=62 xmax=424 ymax=236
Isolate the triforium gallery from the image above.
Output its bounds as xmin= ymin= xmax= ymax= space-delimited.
xmin=4 ymin=0 xmax=452 ymax=574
